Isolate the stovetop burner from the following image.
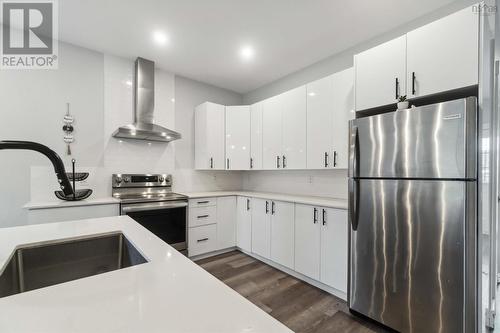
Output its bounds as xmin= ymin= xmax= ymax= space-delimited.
xmin=112 ymin=173 xmax=187 ymax=204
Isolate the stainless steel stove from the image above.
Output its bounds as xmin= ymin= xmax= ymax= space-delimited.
xmin=112 ymin=174 xmax=188 ymax=253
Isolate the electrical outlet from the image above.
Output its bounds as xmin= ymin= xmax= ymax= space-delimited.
xmin=308 ymin=176 xmax=313 ymax=184
xmin=213 ymin=174 xmax=217 ymax=181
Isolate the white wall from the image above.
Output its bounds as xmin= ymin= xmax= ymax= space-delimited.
xmin=0 ymin=42 xmax=244 ymax=228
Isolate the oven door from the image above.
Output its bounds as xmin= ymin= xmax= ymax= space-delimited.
xmin=121 ymin=201 xmax=187 ymax=251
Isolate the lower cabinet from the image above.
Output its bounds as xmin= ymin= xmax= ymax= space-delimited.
xmin=251 ymin=198 xmax=271 ymax=259
xmin=270 ymin=200 xmax=295 ymax=269
xmin=295 ymin=204 xmax=348 ymax=293
xmin=216 ymin=196 xmax=236 ymax=250
xmin=188 ymin=196 xmax=236 ymax=257
xmin=236 ymin=196 xmax=252 ymax=252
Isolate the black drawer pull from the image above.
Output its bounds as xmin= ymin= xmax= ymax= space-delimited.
xmin=197 ymin=238 xmax=209 ymax=243
xmin=197 ymin=201 xmax=209 ymax=204
xmin=197 ymin=215 xmax=209 ymax=219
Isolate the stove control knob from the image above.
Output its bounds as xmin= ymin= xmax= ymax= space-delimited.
xmin=124 ymin=176 xmax=130 ymax=183
xmin=115 ymin=176 xmax=123 ymax=184
xmin=159 ymin=176 xmax=165 ymax=182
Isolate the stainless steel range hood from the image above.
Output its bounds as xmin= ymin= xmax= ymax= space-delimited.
xmin=112 ymin=57 xmax=181 ymax=142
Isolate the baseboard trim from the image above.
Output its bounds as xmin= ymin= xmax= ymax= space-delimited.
xmin=189 ymin=247 xmax=237 ymax=261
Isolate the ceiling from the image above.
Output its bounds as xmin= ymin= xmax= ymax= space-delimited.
xmin=59 ymin=0 xmax=462 ymax=94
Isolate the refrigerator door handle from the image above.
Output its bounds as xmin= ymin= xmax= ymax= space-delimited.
xmin=349 ymin=125 xmax=359 ymax=178
xmin=349 ymin=179 xmax=359 ymax=231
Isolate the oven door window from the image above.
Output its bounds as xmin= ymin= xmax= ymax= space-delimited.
xmin=125 ymin=207 xmax=186 ymax=246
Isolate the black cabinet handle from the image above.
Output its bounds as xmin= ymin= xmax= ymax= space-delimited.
xmin=210 ymin=157 xmax=213 ymax=169
xmin=322 ymin=209 xmax=326 ymax=226
xmin=227 ymin=158 xmax=230 ymax=169
xmin=271 ymin=201 xmax=275 ymax=215
xmin=277 ymin=156 xmax=281 ymax=168
xmin=265 ymin=201 xmax=269 ymax=213
xmin=282 ymin=155 xmax=286 ymax=168
xmin=197 ymin=215 xmax=209 ymax=219
xmin=333 ymin=151 xmax=338 ymax=167
xmin=246 ymin=198 xmax=250 ymax=211
xmin=412 ymin=72 xmax=416 ymax=95
xmin=395 ymin=78 xmax=399 ymax=99
xmin=197 ymin=238 xmax=209 ymax=243
xmin=313 ymin=208 xmax=318 ymax=224
xmin=324 ymin=152 xmax=329 ymax=168
xmin=250 ymin=158 xmax=253 ymax=169
xmin=197 ymin=201 xmax=209 ymax=204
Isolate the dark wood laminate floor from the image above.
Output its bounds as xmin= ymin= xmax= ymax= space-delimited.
xmin=196 ymin=250 xmax=390 ymax=333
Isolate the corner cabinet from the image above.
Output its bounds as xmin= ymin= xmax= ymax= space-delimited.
xmin=225 ymin=106 xmax=251 ymax=170
xmin=250 ymin=102 xmax=264 ymax=170
xmin=195 ymin=102 xmax=225 ymax=170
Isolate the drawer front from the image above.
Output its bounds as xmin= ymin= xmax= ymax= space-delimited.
xmin=188 ymin=224 xmax=217 ymax=256
xmin=188 ymin=197 xmax=216 ymax=208
xmin=188 ymin=206 xmax=217 ymax=227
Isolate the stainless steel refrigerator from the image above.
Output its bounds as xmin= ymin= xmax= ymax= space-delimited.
xmin=348 ymin=97 xmax=477 ymax=333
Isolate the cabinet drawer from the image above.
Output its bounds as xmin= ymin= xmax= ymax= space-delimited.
xmin=188 ymin=224 xmax=217 ymax=256
xmin=189 ymin=197 xmax=216 ymax=207
xmin=189 ymin=206 xmax=217 ymax=227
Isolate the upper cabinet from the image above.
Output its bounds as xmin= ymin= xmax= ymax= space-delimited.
xmin=307 ymin=68 xmax=354 ymax=169
xmin=406 ymin=6 xmax=479 ymax=98
xmin=354 ymin=36 xmax=407 ymax=111
xmin=195 ymin=102 xmax=225 ymax=170
xmin=262 ymin=94 xmax=283 ymax=169
xmin=250 ymin=102 xmax=264 ymax=170
xmin=354 ymin=5 xmax=479 ymax=111
xmin=226 ymin=106 xmax=251 ymax=170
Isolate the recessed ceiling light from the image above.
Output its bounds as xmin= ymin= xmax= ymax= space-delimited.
xmin=240 ymin=45 xmax=255 ymax=61
xmin=153 ymin=31 xmax=169 ymax=46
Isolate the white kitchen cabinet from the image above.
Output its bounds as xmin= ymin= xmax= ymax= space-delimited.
xmin=251 ymin=198 xmax=271 ymax=259
xmin=307 ymin=75 xmax=334 ymax=169
xmin=189 ymin=224 xmax=217 ymax=257
xmin=354 ymin=35 xmax=407 ymax=111
xmin=216 ymin=196 xmax=236 ymax=250
xmin=250 ymin=102 xmax=263 ymax=170
xmin=294 ymin=204 xmax=321 ymax=280
xmin=281 ymin=86 xmax=307 ymax=169
xmin=320 ymin=208 xmax=348 ymax=293
xmin=270 ymin=200 xmax=295 ymax=269
xmin=262 ymin=95 xmax=283 ymax=170
xmin=236 ymin=196 xmax=252 ymax=252
xmin=226 ymin=106 xmax=251 ymax=170
xmin=406 ymin=5 xmax=479 ymax=98
xmin=195 ymin=102 xmax=225 ymax=170
xmin=331 ymin=67 xmax=354 ymax=169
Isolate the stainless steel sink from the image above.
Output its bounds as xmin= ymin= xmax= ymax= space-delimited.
xmin=0 ymin=232 xmax=147 ymax=298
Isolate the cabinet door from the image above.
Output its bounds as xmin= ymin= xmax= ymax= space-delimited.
xmin=282 ymin=86 xmax=307 ymax=169
xmin=270 ymin=201 xmax=295 ymax=269
xmin=216 ymin=196 xmax=236 ymax=250
xmin=251 ymin=198 xmax=271 ymax=259
xmin=236 ymin=196 xmax=252 ymax=252
xmin=262 ymin=95 xmax=283 ymax=169
xmin=250 ymin=102 xmax=263 ymax=170
xmin=331 ymin=67 xmax=354 ymax=169
xmin=294 ymin=204 xmax=321 ymax=280
xmin=195 ymin=102 xmax=225 ymax=170
xmin=226 ymin=106 xmax=251 ymax=170
xmin=406 ymin=5 xmax=479 ymax=98
xmin=354 ymin=35 xmax=406 ymax=111
xmin=307 ymin=75 xmax=334 ymax=169
xmin=320 ymin=208 xmax=348 ymax=293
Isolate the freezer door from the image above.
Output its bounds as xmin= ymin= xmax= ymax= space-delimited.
xmin=348 ymin=97 xmax=477 ymax=179
xmin=349 ymin=179 xmax=476 ymax=333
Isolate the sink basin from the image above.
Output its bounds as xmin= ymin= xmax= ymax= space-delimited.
xmin=0 ymin=232 xmax=147 ymax=298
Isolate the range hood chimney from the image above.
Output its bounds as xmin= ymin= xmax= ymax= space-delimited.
xmin=112 ymin=57 xmax=181 ymax=142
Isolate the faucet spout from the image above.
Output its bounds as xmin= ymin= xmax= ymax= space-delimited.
xmin=0 ymin=141 xmax=74 ymax=197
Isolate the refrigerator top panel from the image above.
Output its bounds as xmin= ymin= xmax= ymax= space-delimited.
xmin=348 ymin=97 xmax=477 ymax=179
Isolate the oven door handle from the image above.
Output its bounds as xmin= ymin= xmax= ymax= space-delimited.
xmin=121 ymin=201 xmax=188 ymax=214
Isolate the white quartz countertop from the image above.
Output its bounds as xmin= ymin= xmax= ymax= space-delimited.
xmin=24 ymin=197 xmax=120 ymax=210
xmin=0 ymin=216 xmax=291 ymax=333
xmin=181 ymin=191 xmax=348 ymax=210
